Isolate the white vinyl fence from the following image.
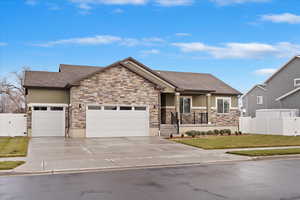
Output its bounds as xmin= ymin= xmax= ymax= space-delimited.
xmin=0 ymin=114 xmax=27 ymax=137
xmin=240 ymin=117 xmax=300 ymax=136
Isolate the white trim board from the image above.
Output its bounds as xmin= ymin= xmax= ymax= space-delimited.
xmin=28 ymin=103 xmax=69 ymax=107
xmin=276 ymin=87 xmax=300 ymax=101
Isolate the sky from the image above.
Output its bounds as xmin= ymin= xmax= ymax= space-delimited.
xmin=1 ymin=0 xmax=300 ymax=93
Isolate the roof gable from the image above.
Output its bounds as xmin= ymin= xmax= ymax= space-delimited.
xmin=265 ymin=56 xmax=300 ymax=84
xmin=242 ymin=84 xmax=266 ymax=99
xmin=68 ymin=57 xmax=177 ymax=91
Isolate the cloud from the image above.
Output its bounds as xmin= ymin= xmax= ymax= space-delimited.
xmin=254 ymin=68 xmax=277 ymax=75
xmin=175 ymin=33 xmax=191 ymax=37
xmin=33 ymin=35 xmax=165 ymax=47
xmin=140 ymin=49 xmax=160 ymax=55
xmin=25 ymin=0 xmax=38 ymax=6
xmin=261 ymin=13 xmax=300 ymax=24
xmin=0 ymin=42 xmax=7 ymax=46
xmin=155 ymin=0 xmax=193 ymax=6
xmin=47 ymin=3 xmax=61 ymax=10
xmin=69 ymin=0 xmax=194 ymax=9
xmin=112 ymin=8 xmax=124 ymax=13
xmin=69 ymin=0 xmax=147 ymax=10
xmin=172 ymin=42 xmax=300 ymax=59
xmin=210 ymin=0 xmax=270 ymax=6
xmin=34 ymin=35 xmax=122 ymax=47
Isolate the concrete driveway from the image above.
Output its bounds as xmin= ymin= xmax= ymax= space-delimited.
xmin=15 ymin=137 xmax=247 ymax=173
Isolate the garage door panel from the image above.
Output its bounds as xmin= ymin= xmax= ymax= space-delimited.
xmin=86 ymin=105 xmax=149 ymax=137
xmin=32 ymin=107 xmax=65 ymax=137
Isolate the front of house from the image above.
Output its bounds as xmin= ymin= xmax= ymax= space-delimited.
xmin=23 ymin=57 xmax=241 ymax=138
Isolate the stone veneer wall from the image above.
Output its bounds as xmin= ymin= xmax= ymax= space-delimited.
xmin=211 ymin=109 xmax=240 ymax=126
xmin=161 ymin=107 xmax=176 ymax=124
xmin=69 ymin=65 xmax=160 ymax=137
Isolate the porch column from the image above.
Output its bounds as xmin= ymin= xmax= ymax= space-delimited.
xmin=206 ymin=93 xmax=212 ymax=124
xmin=175 ymin=92 xmax=180 ymax=123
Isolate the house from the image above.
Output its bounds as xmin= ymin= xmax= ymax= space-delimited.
xmin=242 ymin=55 xmax=300 ymax=117
xmin=23 ymin=57 xmax=241 ymax=138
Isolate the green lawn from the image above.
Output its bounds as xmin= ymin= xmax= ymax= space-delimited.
xmin=0 ymin=161 xmax=25 ymax=170
xmin=174 ymin=135 xmax=300 ymax=150
xmin=0 ymin=137 xmax=29 ymax=157
xmin=227 ymin=148 xmax=300 ymax=157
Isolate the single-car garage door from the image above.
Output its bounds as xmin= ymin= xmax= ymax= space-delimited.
xmin=86 ymin=105 xmax=149 ymax=137
xmin=32 ymin=105 xmax=66 ymax=137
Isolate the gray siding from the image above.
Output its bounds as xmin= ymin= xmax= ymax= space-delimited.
xmin=242 ymin=86 xmax=267 ymax=117
xmin=280 ymin=90 xmax=300 ymax=110
xmin=266 ymin=58 xmax=300 ymax=109
xmin=243 ymin=57 xmax=300 ymax=117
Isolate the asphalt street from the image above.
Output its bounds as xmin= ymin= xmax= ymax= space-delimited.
xmin=1 ymin=159 xmax=300 ymax=200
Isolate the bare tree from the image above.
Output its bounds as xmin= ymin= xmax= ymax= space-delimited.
xmin=0 ymin=67 xmax=28 ymax=113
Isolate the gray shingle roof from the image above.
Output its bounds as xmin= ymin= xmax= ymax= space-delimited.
xmin=24 ymin=62 xmax=241 ymax=95
xmin=156 ymin=70 xmax=241 ymax=94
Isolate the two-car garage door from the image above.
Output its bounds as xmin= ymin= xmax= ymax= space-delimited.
xmin=86 ymin=105 xmax=149 ymax=137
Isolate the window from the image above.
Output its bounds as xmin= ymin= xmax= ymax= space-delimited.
xmin=217 ymin=98 xmax=230 ymax=114
xmin=257 ymin=96 xmax=263 ymax=105
xmin=180 ymin=97 xmax=191 ymax=113
xmin=33 ymin=106 xmax=47 ymax=111
xmin=294 ymin=78 xmax=300 ymax=87
xmin=134 ymin=106 xmax=147 ymax=111
xmin=120 ymin=106 xmax=132 ymax=110
xmin=88 ymin=106 xmax=101 ymax=110
xmin=50 ymin=107 xmax=64 ymax=111
xmin=104 ymin=106 xmax=117 ymax=110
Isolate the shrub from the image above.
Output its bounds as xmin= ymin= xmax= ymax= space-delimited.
xmin=225 ymin=129 xmax=231 ymax=135
xmin=239 ymin=131 xmax=242 ymax=135
xmin=220 ymin=129 xmax=225 ymax=136
xmin=196 ymin=131 xmax=202 ymax=136
xmin=213 ymin=129 xmax=219 ymax=135
xmin=235 ymin=131 xmax=239 ymax=136
xmin=207 ymin=130 xmax=213 ymax=135
xmin=181 ymin=134 xmax=184 ymax=138
xmin=186 ymin=130 xmax=197 ymax=138
xmin=201 ymin=131 xmax=206 ymax=136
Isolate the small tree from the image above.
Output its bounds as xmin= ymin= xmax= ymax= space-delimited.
xmin=0 ymin=67 xmax=28 ymax=113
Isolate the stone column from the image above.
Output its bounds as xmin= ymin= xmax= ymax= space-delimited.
xmin=175 ymin=92 xmax=181 ymax=124
xmin=206 ymin=93 xmax=212 ymax=124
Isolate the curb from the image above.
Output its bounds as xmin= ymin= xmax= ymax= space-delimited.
xmin=0 ymin=158 xmax=252 ymax=177
xmin=2 ymin=155 xmax=300 ymax=177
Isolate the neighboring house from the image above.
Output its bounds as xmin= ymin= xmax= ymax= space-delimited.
xmin=242 ymin=55 xmax=300 ymax=117
xmin=23 ymin=57 xmax=241 ymax=138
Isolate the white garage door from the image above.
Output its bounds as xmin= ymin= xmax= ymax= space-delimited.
xmin=32 ymin=105 xmax=66 ymax=137
xmin=86 ymin=105 xmax=149 ymax=137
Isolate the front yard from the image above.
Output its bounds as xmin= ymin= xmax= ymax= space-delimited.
xmin=0 ymin=137 xmax=29 ymax=170
xmin=0 ymin=161 xmax=25 ymax=170
xmin=227 ymin=148 xmax=300 ymax=157
xmin=0 ymin=137 xmax=29 ymax=157
xmin=174 ymin=134 xmax=300 ymax=150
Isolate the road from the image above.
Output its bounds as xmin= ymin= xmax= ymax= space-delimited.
xmin=1 ymin=159 xmax=300 ymax=200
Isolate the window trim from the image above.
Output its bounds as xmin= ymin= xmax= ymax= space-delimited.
xmin=294 ymin=78 xmax=300 ymax=87
xmin=256 ymin=96 xmax=263 ymax=105
xmin=180 ymin=96 xmax=192 ymax=114
xmin=216 ymin=97 xmax=231 ymax=114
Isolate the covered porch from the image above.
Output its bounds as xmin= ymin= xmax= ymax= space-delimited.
xmin=160 ymin=92 xmax=213 ymax=125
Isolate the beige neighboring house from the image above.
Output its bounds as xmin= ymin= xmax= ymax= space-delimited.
xmin=23 ymin=57 xmax=242 ymax=138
